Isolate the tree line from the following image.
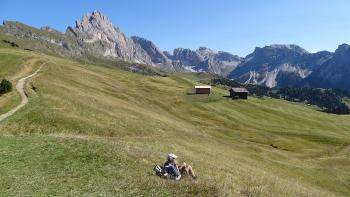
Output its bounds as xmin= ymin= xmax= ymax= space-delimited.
xmin=212 ymin=78 xmax=350 ymax=114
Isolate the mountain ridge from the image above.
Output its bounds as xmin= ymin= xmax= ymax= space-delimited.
xmin=1 ymin=10 xmax=349 ymax=90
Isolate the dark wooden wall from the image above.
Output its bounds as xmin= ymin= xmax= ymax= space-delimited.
xmin=230 ymin=91 xmax=248 ymax=99
xmin=196 ymin=88 xmax=211 ymax=94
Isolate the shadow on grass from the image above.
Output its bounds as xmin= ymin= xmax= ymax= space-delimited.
xmin=186 ymin=92 xmax=211 ymax=96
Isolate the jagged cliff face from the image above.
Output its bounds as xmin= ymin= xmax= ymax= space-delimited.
xmin=0 ymin=11 xmax=177 ymax=71
xmin=168 ymin=47 xmax=242 ymax=75
xmin=172 ymin=48 xmax=204 ymax=71
xmin=68 ymin=11 xmax=138 ymax=60
xmin=66 ymin=11 xmax=172 ymax=70
xmin=228 ymin=45 xmax=333 ymax=88
xmin=302 ymin=44 xmax=350 ymax=89
xmin=206 ymin=51 xmax=243 ymax=75
xmin=131 ymin=36 xmax=168 ymax=64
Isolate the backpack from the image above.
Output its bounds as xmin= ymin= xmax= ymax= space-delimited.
xmin=153 ymin=165 xmax=165 ymax=177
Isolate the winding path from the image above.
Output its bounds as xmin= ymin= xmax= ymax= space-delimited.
xmin=0 ymin=63 xmax=45 ymax=122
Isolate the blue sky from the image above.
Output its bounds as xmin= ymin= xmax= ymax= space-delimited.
xmin=1 ymin=0 xmax=350 ymax=56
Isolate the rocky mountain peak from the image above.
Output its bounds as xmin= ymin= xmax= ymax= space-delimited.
xmin=197 ymin=46 xmax=214 ymax=53
xmin=198 ymin=46 xmax=211 ymax=51
xmin=173 ymin=48 xmax=204 ymax=66
xmin=171 ymin=47 xmax=242 ymax=75
xmin=252 ymin=44 xmax=309 ymax=57
xmin=230 ymin=44 xmax=316 ymax=88
xmin=66 ymin=10 xmax=145 ymax=62
xmin=60 ymin=11 xmax=179 ymax=71
xmin=335 ymin=44 xmax=350 ymax=55
xmin=73 ymin=10 xmax=123 ymax=43
xmin=216 ymin=51 xmax=242 ymax=61
xmin=75 ymin=10 xmax=113 ymax=32
xmin=131 ymin=36 xmax=170 ymax=65
xmin=302 ymin=43 xmax=350 ymax=90
xmin=196 ymin=47 xmax=215 ymax=58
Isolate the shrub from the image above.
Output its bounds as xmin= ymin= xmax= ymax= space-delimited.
xmin=0 ymin=79 xmax=13 ymax=95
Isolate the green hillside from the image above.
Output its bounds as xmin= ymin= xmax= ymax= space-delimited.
xmin=0 ymin=46 xmax=349 ymax=196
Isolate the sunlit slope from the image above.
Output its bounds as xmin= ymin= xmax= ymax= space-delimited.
xmin=0 ymin=47 xmax=349 ymax=196
xmin=0 ymin=49 xmax=43 ymax=114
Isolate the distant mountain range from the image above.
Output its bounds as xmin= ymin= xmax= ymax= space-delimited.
xmin=1 ymin=10 xmax=349 ymax=90
xmin=229 ymin=44 xmax=350 ymax=90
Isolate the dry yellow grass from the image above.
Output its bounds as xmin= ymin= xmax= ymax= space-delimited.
xmin=0 ymin=47 xmax=349 ymax=196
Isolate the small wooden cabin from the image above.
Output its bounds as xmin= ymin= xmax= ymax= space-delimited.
xmin=195 ymin=85 xmax=211 ymax=94
xmin=229 ymin=88 xmax=249 ymax=99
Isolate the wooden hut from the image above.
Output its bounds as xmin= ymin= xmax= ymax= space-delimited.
xmin=195 ymin=85 xmax=211 ymax=95
xmin=229 ymin=88 xmax=248 ymax=99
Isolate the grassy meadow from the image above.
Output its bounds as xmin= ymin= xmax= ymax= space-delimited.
xmin=0 ymin=46 xmax=349 ymax=196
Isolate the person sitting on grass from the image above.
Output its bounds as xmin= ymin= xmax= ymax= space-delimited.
xmin=163 ymin=153 xmax=197 ymax=180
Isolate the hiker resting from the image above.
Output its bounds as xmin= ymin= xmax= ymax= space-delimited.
xmin=163 ymin=153 xmax=197 ymax=180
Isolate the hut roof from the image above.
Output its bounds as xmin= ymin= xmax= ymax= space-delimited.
xmin=230 ymin=88 xmax=249 ymax=93
xmin=195 ymin=85 xmax=211 ymax=89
